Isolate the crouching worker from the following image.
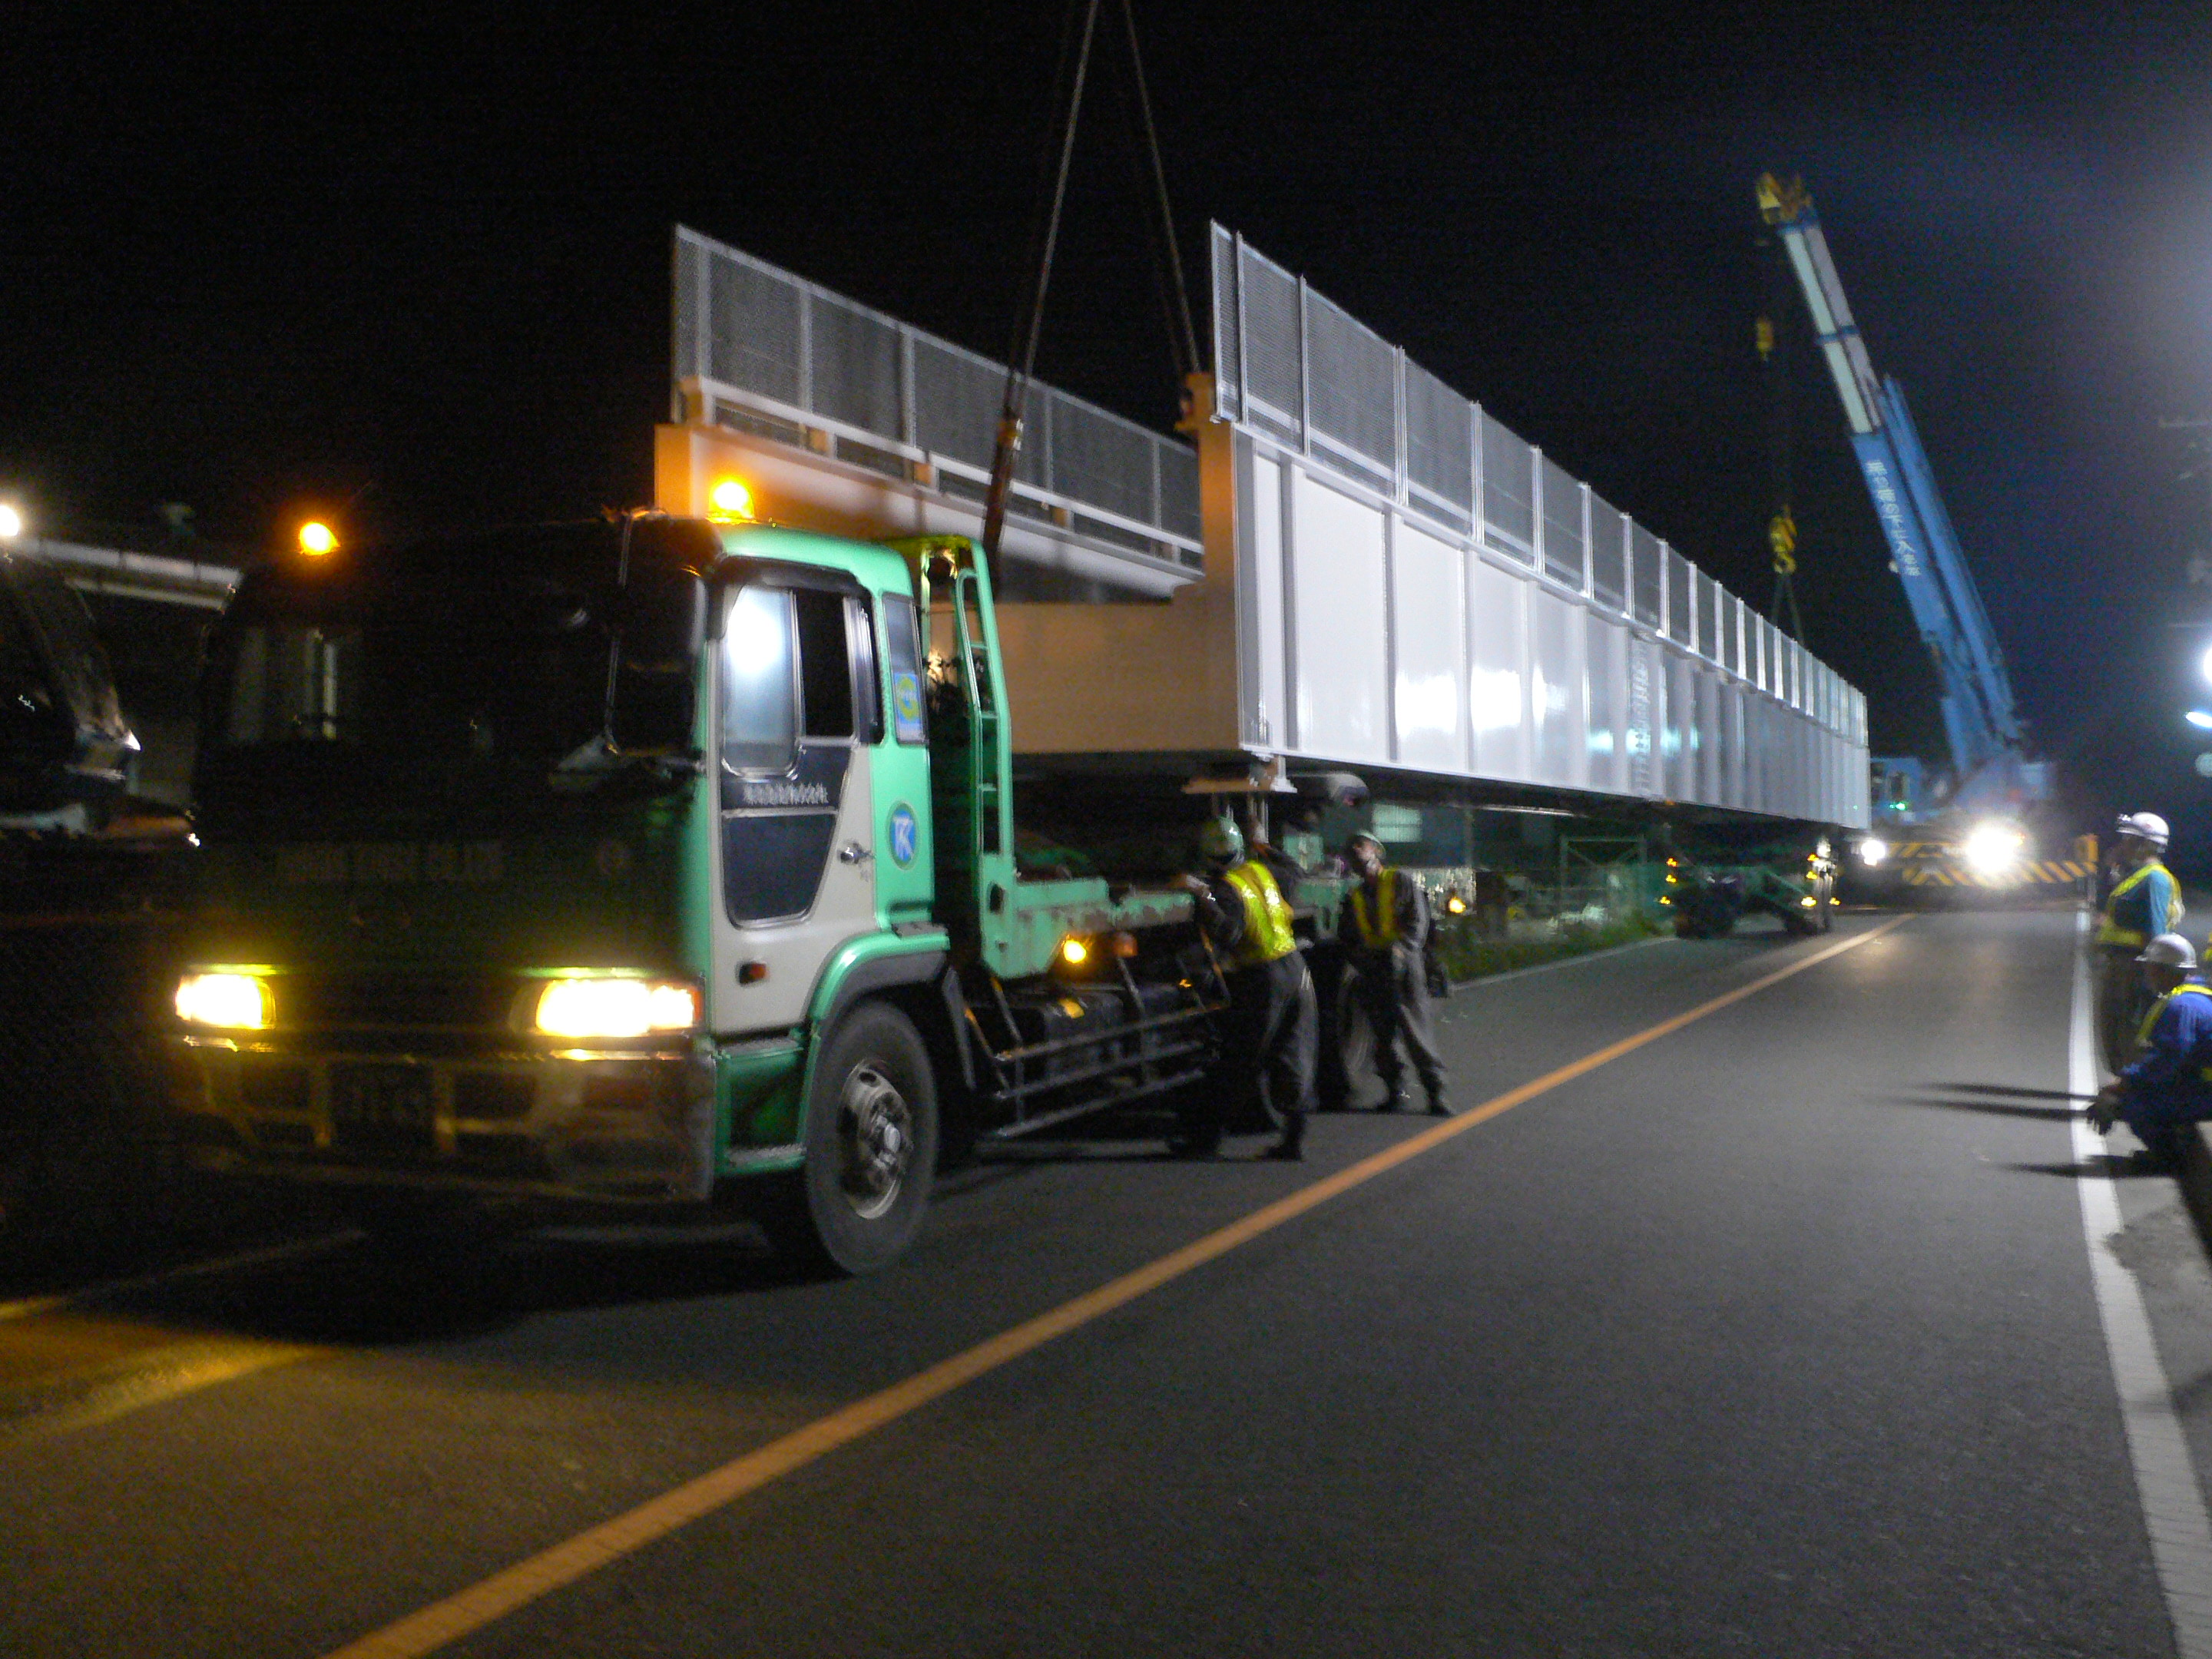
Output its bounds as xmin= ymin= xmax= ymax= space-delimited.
xmin=2088 ymin=933 xmax=2212 ymax=1171
xmin=1174 ymin=816 xmax=1316 ymax=1161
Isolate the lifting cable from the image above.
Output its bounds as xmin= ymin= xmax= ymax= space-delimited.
xmin=982 ymin=0 xmax=1199 ymax=566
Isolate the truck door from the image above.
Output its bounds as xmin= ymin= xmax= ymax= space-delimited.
xmin=712 ymin=575 xmax=882 ymax=1035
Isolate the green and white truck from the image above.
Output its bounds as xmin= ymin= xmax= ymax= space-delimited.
xmin=167 ymin=517 xmax=1336 ymax=1272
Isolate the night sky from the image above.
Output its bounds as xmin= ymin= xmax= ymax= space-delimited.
xmin=10 ymin=5 xmax=2212 ymax=845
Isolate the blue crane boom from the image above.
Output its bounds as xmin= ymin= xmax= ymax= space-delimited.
xmin=1756 ymin=173 xmax=2043 ymax=819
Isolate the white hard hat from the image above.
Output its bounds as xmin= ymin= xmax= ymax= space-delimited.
xmin=2118 ymin=812 xmax=2170 ymax=849
xmin=2138 ymin=933 xmax=2197 ymax=970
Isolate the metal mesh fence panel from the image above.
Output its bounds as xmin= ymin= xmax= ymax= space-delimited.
xmin=1211 ymin=227 xmax=1241 ymax=416
xmin=912 ymin=337 xmax=1037 ymax=482
xmin=1238 ymin=245 xmax=1303 ymax=439
xmin=1540 ymin=458 xmax=1584 ymax=590
xmin=1047 ymin=389 xmax=1158 ymax=526
xmin=1405 ymin=362 xmax=1472 ymax=521
xmin=1305 ymin=291 xmax=1397 ymax=470
xmin=810 ymin=294 xmax=904 ymax=439
xmin=1481 ymin=412 xmax=1535 ymax=562
xmin=1665 ymin=548 xmax=1695 ymax=645
xmin=1630 ymin=522 xmax=1663 ymax=627
xmin=675 ymin=235 xmax=704 ymax=386
xmin=1698 ymin=571 xmax=1721 ymax=662
xmin=1159 ymin=449 xmax=1200 ymax=543
xmin=707 ymin=250 xmax=802 ymax=407
xmin=1588 ymin=496 xmax=1625 ymax=611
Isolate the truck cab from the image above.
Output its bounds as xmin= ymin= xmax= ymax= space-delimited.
xmin=0 ymin=551 xmax=139 ymax=832
xmin=168 ymin=517 xmax=1256 ymax=1273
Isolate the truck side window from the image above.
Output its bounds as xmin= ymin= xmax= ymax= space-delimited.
xmin=721 ymin=587 xmax=797 ymax=773
xmin=881 ymin=593 xmax=926 ymax=745
xmin=793 ymin=588 xmax=853 ymax=741
xmin=846 ymin=596 xmax=882 ymax=745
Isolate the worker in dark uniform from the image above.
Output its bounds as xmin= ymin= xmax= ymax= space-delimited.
xmin=2096 ymin=813 xmax=2181 ymax=1072
xmin=1339 ymin=831 xmax=1450 ymax=1115
xmin=1176 ymin=816 xmax=1315 ymax=1161
xmin=2088 ymin=934 xmax=2212 ymax=1171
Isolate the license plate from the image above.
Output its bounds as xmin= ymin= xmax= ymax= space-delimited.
xmin=330 ymin=1063 xmax=437 ymax=1157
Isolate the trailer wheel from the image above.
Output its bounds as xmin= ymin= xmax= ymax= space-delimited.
xmin=762 ymin=1002 xmax=937 ymax=1277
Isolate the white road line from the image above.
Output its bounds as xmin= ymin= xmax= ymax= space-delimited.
xmin=2072 ymin=910 xmax=2212 ymax=1657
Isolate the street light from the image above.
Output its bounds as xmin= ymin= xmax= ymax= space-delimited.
xmin=2187 ymin=710 xmax=2212 ymax=730
xmin=0 ymin=502 xmax=22 ymax=541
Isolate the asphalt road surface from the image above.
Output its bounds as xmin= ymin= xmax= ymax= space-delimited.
xmin=3 ymin=908 xmax=2200 ymax=1657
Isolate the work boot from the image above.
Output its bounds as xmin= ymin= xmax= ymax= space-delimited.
xmin=1264 ymin=1139 xmax=1303 ymax=1162
xmin=1426 ymin=1091 xmax=1452 ymax=1118
xmin=1377 ymin=1089 xmax=1407 ymax=1114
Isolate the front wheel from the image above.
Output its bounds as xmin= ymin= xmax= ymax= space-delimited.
xmin=761 ymin=1002 xmax=938 ymax=1277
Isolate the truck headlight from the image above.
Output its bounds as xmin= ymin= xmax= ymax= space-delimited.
xmin=1963 ymin=822 xmax=2025 ymax=876
xmin=534 ymin=977 xmax=700 ymax=1039
xmin=1857 ymin=837 xmax=1888 ymax=866
xmin=176 ymin=972 xmax=273 ymax=1030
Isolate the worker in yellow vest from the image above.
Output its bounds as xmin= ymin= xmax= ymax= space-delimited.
xmin=1174 ymin=816 xmax=1316 ymax=1161
xmin=2096 ymin=813 xmax=2181 ymax=1072
xmin=1339 ymin=832 xmax=1449 ymax=1115
xmin=2088 ymin=934 xmax=2212 ymax=1171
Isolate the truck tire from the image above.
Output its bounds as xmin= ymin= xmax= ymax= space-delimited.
xmin=762 ymin=1002 xmax=937 ymax=1277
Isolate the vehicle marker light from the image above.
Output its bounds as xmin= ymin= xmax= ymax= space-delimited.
xmin=176 ymin=972 xmax=273 ymax=1030
xmin=535 ymin=978 xmax=700 ymax=1039
xmin=298 ymin=521 xmax=337 ymax=556
xmin=1058 ymin=936 xmax=1090 ymax=969
xmin=708 ymin=478 xmax=756 ymax=523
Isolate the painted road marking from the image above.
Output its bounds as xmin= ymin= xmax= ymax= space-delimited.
xmin=321 ymin=916 xmax=1912 ymax=1659
xmin=0 ymin=1335 xmax=320 ymax=1447
xmin=2072 ymin=912 xmax=2212 ymax=1658
xmin=0 ymin=1230 xmax=357 ymax=1325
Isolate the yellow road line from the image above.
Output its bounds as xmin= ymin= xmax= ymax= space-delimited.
xmin=0 ymin=1337 xmax=320 ymax=1447
xmin=324 ymin=915 xmax=1913 ymax=1659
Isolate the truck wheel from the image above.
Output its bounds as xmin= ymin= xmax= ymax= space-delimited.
xmin=763 ymin=1002 xmax=937 ymax=1277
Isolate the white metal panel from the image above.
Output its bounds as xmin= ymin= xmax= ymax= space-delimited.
xmin=1468 ymin=555 xmax=1528 ymax=782
xmin=1695 ymin=664 xmax=1721 ymax=805
xmin=1722 ymin=683 xmax=1747 ymax=810
xmin=1392 ymin=522 xmax=1466 ymax=772
xmin=1585 ymin=613 xmax=1626 ymax=796
xmin=1247 ymin=447 xmax=1288 ymax=750
xmin=1289 ymin=470 xmax=1389 ymax=762
xmin=1528 ymin=587 xmax=1585 ymax=788
xmin=1627 ymin=633 xmax=1660 ymax=798
xmin=1664 ymin=652 xmax=1695 ymax=801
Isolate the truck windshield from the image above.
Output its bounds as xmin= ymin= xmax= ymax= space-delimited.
xmin=197 ymin=525 xmax=703 ymax=818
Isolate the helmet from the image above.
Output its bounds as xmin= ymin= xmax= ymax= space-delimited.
xmin=2138 ymin=933 xmax=2197 ymax=970
xmin=2117 ymin=812 xmax=2170 ymax=849
xmin=1347 ymin=831 xmax=1385 ymax=858
xmin=1197 ymin=816 xmax=1245 ymax=867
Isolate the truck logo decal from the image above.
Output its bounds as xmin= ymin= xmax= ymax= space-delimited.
xmin=888 ymin=803 xmax=919 ymax=869
xmin=740 ymin=780 xmax=831 ymax=807
xmin=891 ymin=671 xmax=926 ymax=743
xmin=277 ymin=840 xmax=505 ymax=885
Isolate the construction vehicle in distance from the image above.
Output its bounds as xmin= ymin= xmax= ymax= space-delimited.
xmin=1755 ymin=174 xmax=2075 ymax=901
xmin=164 ymin=517 xmax=1348 ymax=1274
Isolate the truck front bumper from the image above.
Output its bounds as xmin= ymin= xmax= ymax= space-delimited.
xmin=168 ymin=1035 xmax=717 ymax=1204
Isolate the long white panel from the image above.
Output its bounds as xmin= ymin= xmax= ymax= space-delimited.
xmin=1529 ymin=588 xmax=1585 ymax=789
xmin=1290 ymin=471 xmax=1389 ymax=761
xmin=1248 ymin=450 xmax=1287 ymax=750
xmin=1392 ymin=522 xmax=1466 ymax=771
xmin=1585 ymin=615 xmax=1625 ymax=797
xmin=1469 ymin=556 xmax=1528 ymax=783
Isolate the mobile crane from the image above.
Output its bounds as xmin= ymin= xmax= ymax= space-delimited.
xmin=1757 ymin=174 xmax=2064 ymax=895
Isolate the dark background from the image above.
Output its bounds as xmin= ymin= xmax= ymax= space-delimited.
xmin=8 ymin=4 xmax=2212 ymax=856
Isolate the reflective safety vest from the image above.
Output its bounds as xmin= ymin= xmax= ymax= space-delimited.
xmin=2135 ymin=982 xmax=2212 ymax=1080
xmin=1348 ymin=868 xmax=1402 ymax=951
xmin=1221 ymin=861 xmax=1298 ymax=968
xmin=2099 ymin=858 xmax=2177 ymax=949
